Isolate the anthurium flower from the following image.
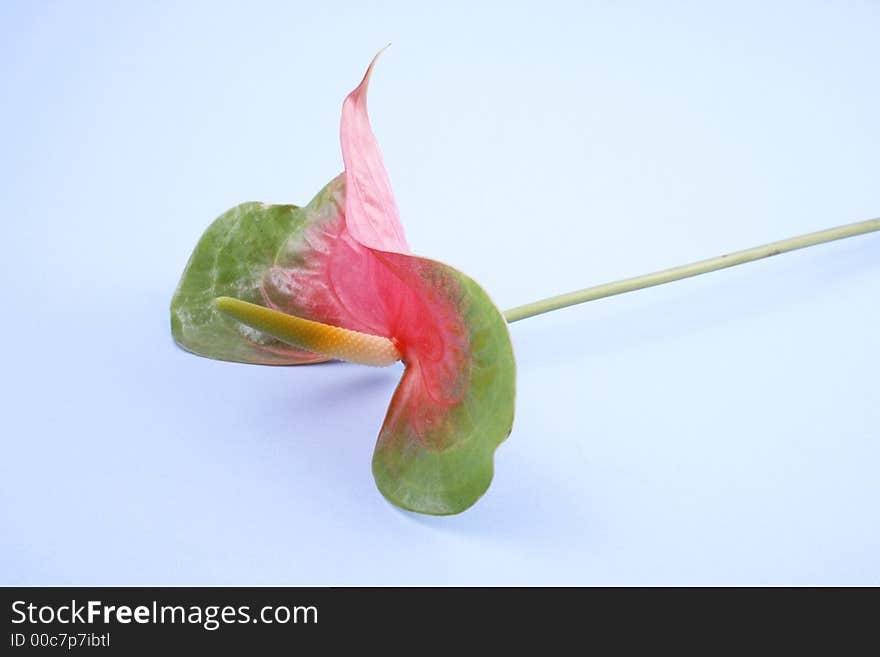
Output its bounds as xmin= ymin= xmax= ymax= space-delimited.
xmin=172 ymin=51 xmax=880 ymax=516
xmin=171 ymin=53 xmax=516 ymax=515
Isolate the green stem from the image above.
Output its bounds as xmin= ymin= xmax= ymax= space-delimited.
xmin=503 ymin=217 xmax=880 ymax=323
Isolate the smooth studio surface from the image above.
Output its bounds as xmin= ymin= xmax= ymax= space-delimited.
xmin=2 ymin=1 xmax=878 ymax=585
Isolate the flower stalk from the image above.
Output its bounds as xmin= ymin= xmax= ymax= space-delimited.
xmin=503 ymin=217 xmax=880 ymax=323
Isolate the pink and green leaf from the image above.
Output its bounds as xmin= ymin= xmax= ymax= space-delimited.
xmin=170 ymin=198 xmax=330 ymax=365
xmin=369 ymin=252 xmax=516 ymax=514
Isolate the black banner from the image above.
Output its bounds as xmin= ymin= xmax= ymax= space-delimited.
xmin=2 ymin=586 xmax=863 ymax=652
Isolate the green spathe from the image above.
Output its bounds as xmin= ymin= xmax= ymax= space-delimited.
xmin=171 ymin=179 xmax=343 ymax=365
xmin=371 ymin=258 xmax=516 ymax=515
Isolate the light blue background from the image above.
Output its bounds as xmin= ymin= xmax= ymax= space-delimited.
xmin=2 ymin=1 xmax=878 ymax=585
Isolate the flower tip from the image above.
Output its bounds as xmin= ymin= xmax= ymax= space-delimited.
xmin=213 ymin=296 xmax=234 ymax=312
xmin=357 ymin=44 xmax=391 ymax=91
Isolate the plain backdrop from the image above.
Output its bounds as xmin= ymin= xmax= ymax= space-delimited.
xmin=2 ymin=1 xmax=878 ymax=585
